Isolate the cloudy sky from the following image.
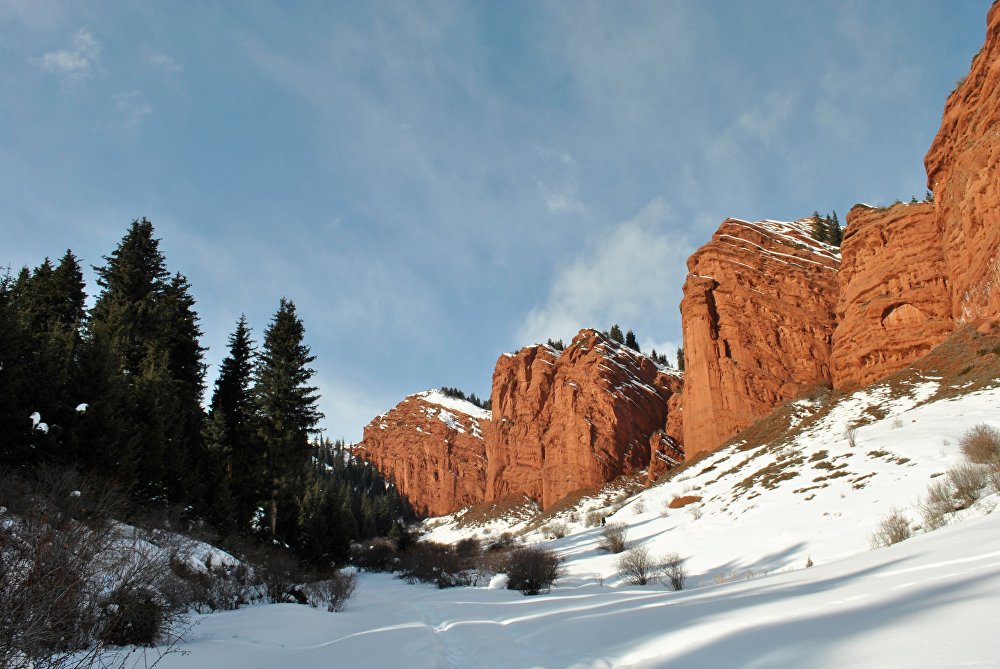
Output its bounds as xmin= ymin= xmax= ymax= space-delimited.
xmin=0 ymin=1 xmax=991 ymax=441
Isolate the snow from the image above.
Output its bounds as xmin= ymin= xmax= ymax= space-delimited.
xmin=157 ymin=382 xmax=1000 ymax=668
xmin=414 ymin=389 xmax=491 ymax=421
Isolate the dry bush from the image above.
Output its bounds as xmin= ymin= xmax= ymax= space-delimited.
xmin=585 ymin=510 xmax=604 ymax=528
xmin=989 ymin=467 xmax=1000 ymax=496
xmin=632 ymin=499 xmax=646 ymax=514
xmin=542 ymin=522 xmax=568 ymax=539
xmin=486 ymin=532 xmax=517 ymax=552
xmin=302 ymin=570 xmax=358 ymax=612
xmin=846 ymin=426 xmax=859 ymax=449
xmin=350 ymin=537 xmax=400 ymax=573
xmin=598 ymin=522 xmax=628 ymax=554
xmin=616 ymin=546 xmax=659 ymax=585
xmin=919 ymin=479 xmax=955 ymax=531
xmin=398 ymin=541 xmax=477 ymax=589
xmin=948 ymin=463 xmax=987 ymax=509
xmin=959 ymin=424 xmax=1000 ymax=464
xmin=662 ymin=553 xmax=687 ymax=591
xmin=870 ymin=508 xmax=911 ymax=549
xmin=503 ymin=546 xmax=564 ymax=596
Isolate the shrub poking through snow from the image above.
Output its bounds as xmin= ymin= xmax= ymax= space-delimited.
xmin=959 ymin=423 xmax=1000 ymax=465
xmin=662 ymin=553 xmax=687 ymax=591
xmin=302 ymin=570 xmax=359 ymax=612
xmin=616 ymin=545 xmax=658 ymax=585
xmin=599 ymin=522 xmax=628 ymax=554
xmin=504 ymin=546 xmax=564 ymax=595
xmin=870 ymin=509 xmax=911 ymax=549
xmin=948 ymin=464 xmax=987 ymax=509
xmin=920 ymin=479 xmax=955 ymax=531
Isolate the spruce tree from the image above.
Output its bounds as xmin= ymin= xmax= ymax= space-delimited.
xmin=677 ymin=346 xmax=685 ymax=372
xmin=830 ymin=211 xmax=842 ymax=247
xmin=207 ymin=315 xmax=260 ymax=533
xmin=255 ymin=298 xmax=323 ymax=542
xmin=609 ymin=324 xmax=624 ymax=344
xmin=624 ymin=330 xmax=640 ymax=352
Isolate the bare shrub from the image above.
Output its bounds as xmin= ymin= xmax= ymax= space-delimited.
xmin=846 ymin=426 xmax=858 ymax=449
xmin=398 ymin=541 xmax=478 ymax=589
xmin=598 ymin=522 xmax=628 ymax=554
xmin=585 ymin=511 xmax=604 ymax=528
xmin=870 ymin=508 xmax=911 ymax=549
xmin=616 ymin=545 xmax=659 ymax=585
xmin=948 ymin=463 xmax=987 ymax=509
xmin=542 ymin=522 xmax=568 ymax=539
xmin=302 ymin=570 xmax=358 ymax=612
xmin=632 ymin=499 xmax=646 ymax=514
xmin=662 ymin=553 xmax=687 ymax=591
xmin=959 ymin=424 xmax=1000 ymax=465
xmin=486 ymin=532 xmax=517 ymax=552
xmin=989 ymin=467 xmax=1000 ymax=496
xmin=919 ymin=479 xmax=955 ymax=531
xmin=504 ymin=546 xmax=564 ymax=595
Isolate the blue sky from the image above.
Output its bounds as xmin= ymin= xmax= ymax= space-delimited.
xmin=1 ymin=1 xmax=991 ymax=441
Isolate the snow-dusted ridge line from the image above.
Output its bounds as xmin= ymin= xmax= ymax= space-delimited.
xmin=411 ymin=389 xmax=491 ymax=420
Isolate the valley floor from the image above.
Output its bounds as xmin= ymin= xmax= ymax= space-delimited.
xmin=160 ymin=511 xmax=1000 ymax=669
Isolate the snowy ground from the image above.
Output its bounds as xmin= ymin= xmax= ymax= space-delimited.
xmin=159 ymin=382 xmax=1000 ymax=668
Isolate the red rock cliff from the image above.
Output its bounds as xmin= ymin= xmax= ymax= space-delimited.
xmin=486 ymin=330 xmax=681 ymax=509
xmin=831 ymin=203 xmax=953 ymax=388
xmin=926 ymin=2 xmax=1000 ymax=324
xmin=354 ymin=390 xmax=489 ymax=517
xmin=680 ymin=219 xmax=840 ymax=459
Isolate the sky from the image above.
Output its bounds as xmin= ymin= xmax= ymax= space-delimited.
xmin=0 ymin=0 xmax=992 ymax=442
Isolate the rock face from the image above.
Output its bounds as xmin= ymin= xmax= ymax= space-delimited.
xmin=354 ymin=390 xmax=489 ymax=517
xmin=831 ymin=203 xmax=953 ymax=388
xmin=680 ymin=219 xmax=840 ymax=459
xmin=486 ymin=330 xmax=682 ymax=509
xmin=926 ymin=1 xmax=1000 ymax=324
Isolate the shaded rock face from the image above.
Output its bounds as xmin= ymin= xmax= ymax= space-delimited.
xmin=354 ymin=390 xmax=488 ymax=517
xmin=926 ymin=2 xmax=1000 ymax=324
xmin=831 ymin=203 xmax=953 ymax=388
xmin=486 ymin=330 xmax=681 ymax=509
xmin=647 ymin=393 xmax=684 ymax=483
xmin=680 ymin=219 xmax=840 ymax=459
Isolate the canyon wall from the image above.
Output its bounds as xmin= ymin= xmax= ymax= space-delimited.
xmin=680 ymin=219 xmax=840 ymax=459
xmin=486 ymin=330 xmax=682 ymax=508
xmin=353 ymin=390 xmax=489 ymax=517
xmin=830 ymin=203 xmax=953 ymax=388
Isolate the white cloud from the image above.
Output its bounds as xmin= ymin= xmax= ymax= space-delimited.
xmin=516 ymin=197 xmax=693 ymax=347
xmin=114 ymin=91 xmax=152 ymax=127
xmin=39 ymin=28 xmax=99 ymax=79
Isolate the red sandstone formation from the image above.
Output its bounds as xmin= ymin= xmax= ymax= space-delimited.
xmin=647 ymin=393 xmax=684 ymax=483
xmin=680 ymin=219 xmax=840 ymax=459
xmin=354 ymin=390 xmax=489 ymax=517
xmin=831 ymin=203 xmax=953 ymax=388
xmin=486 ymin=330 xmax=682 ymax=509
xmin=926 ymin=1 xmax=1000 ymax=324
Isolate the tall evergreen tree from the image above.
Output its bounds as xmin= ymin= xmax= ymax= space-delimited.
xmin=609 ymin=324 xmax=624 ymax=344
xmin=676 ymin=346 xmax=685 ymax=372
xmin=255 ymin=298 xmax=323 ymax=541
xmin=829 ymin=211 xmax=842 ymax=247
xmin=206 ymin=315 xmax=260 ymax=533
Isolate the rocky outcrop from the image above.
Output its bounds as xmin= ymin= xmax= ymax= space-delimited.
xmin=831 ymin=203 xmax=953 ymax=388
xmin=926 ymin=1 xmax=1000 ymax=324
xmin=647 ymin=393 xmax=684 ymax=483
xmin=680 ymin=219 xmax=840 ymax=459
xmin=486 ymin=330 xmax=682 ymax=509
xmin=354 ymin=390 xmax=489 ymax=517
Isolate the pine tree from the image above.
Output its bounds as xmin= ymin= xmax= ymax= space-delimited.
xmin=207 ymin=315 xmax=261 ymax=532
xmin=830 ymin=211 xmax=842 ymax=247
xmin=677 ymin=346 xmax=685 ymax=372
xmin=624 ymin=330 xmax=640 ymax=352
xmin=811 ymin=211 xmax=826 ymax=242
xmin=256 ymin=298 xmax=324 ymax=542
xmin=609 ymin=324 xmax=624 ymax=344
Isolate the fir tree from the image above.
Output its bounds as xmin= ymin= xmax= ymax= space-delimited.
xmin=624 ymin=330 xmax=640 ymax=352
xmin=609 ymin=324 xmax=624 ymax=344
xmin=677 ymin=346 xmax=685 ymax=372
xmin=830 ymin=211 xmax=842 ymax=246
xmin=256 ymin=298 xmax=323 ymax=542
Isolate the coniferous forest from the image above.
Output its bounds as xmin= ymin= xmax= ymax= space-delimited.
xmin=0 ymin=218 xmax=412 ymax=567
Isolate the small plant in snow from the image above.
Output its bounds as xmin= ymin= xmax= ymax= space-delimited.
xmin=504 ymin=546 xmax=564 ymax=596
xmin=598 ymin=522 xmax=628 ymax=554
xmin=959 ymin=423 xmax=1000 ymax=465
xmin=846 ymin=426 xmax=859 ymax=449
xmin=870 ymin=508 xmax=911 ymax=549
xmin=920 ymin=479 xmax=955 ymax=531
xmin=890 ymin=416 xmax=903 ymax=430
xmin=948 ymin=463 xmax=987 ymax=509
xmin=632 ymin=499 xmax=646 ymax=514
xmin=543 ymin=521 xmax=568 ymax=540
xmin=662 ymin=553 xmax=687 ymax=591
xmin=616 ymin=545 xmax=658 ymax=585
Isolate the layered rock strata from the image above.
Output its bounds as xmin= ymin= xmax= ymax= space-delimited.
xmin=831 ymin=203 xmax=953 ymax=388
xmin=485 ymin=330 xmax=682 ymax=509
xmin=925 ymin=1 xmax=1000 ymax=324
xmin=680 ymin=219 xmax=840 ymax=459
xmin=353 ymin=390 xmax=489 ymax=517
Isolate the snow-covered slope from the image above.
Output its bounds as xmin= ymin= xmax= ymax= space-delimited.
xmin=158 ymin=381 xmax=1000 ymax=668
